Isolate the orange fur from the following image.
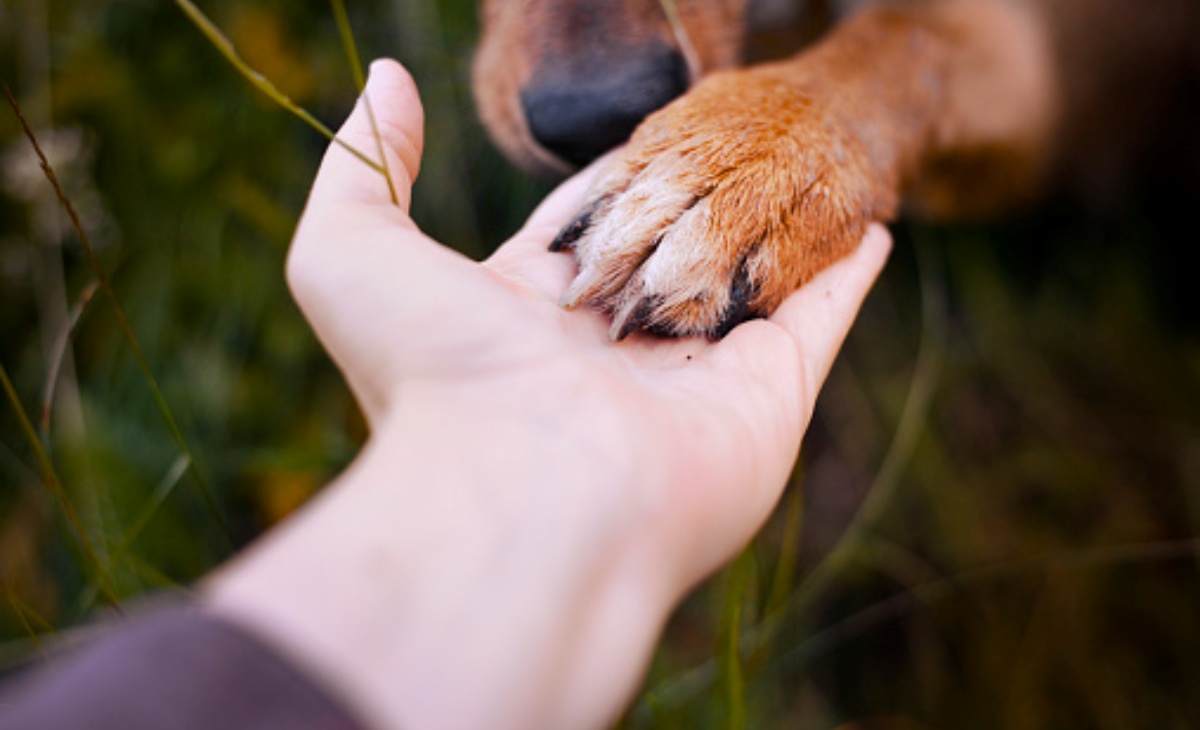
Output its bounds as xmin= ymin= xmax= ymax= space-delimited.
xmin=473 ymin=0 xmax=1198 ymax=337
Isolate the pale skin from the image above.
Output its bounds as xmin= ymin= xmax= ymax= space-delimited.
xmin=204 ymin=60 xmax=891 ymax=730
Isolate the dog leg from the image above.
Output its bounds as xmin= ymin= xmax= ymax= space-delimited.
xmin=554 ymin=0 xmax=1057 ymax=338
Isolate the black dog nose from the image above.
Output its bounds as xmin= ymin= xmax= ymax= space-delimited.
xmin=520 ymin=45 xmax=689 ymax=168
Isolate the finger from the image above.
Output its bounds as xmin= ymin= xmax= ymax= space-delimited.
xmin=484 ymin=155 xmax=610 ymax=298
xmin=686 ymin=225 xmax=889 ymax=568
xmin=290 ymin=59 xmax=462 ymax=310
xmin=769 ymin=224 xmax=892 ymax=399
xmin=307 ymin=59 xmax=424 ymax=212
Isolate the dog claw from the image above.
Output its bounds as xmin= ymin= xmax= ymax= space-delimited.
xmin=713 ymin=263 xmax=759 ymax=338
xmin=610 ymin=296 xmax=660 ymax=341
xmin=561 ymin=267 xmax=604 ymax=308
xmin=549 ymin=207 xmax=596 ymax=252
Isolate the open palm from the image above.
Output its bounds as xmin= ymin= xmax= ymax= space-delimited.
xmin=286 ymin=59 xmax=890 ymax=597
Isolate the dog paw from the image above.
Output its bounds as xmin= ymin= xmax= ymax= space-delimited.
xmin=552 ymin=69 xmax=895 ymax=339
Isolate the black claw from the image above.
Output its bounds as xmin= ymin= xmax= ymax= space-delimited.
xmin=713 ymin=262 xmax=761 ymax=339
xmin=643 ymin=319 xmax=682 ymax=338
xmin=549 ymin=207 xmax=595 ymax=252
xmin=614 ymin=296 xmax=661 ymax=341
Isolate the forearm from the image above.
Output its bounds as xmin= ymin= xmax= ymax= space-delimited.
xmin=204 ymin=389 xmax=673 ymax=730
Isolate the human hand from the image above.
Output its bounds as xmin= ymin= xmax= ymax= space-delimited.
xmin=288 ymin=57 xmax=890 ymax=589
xmin=210 ymin=59 xmax=890 ymax=730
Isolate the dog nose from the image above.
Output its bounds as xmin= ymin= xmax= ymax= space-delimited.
xmin=520 ymin=45 xmax=689 ymax=168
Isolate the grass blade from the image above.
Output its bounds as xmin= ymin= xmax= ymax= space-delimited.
xmin=172 ymin=0 xmax=386 ymax=178
xmin=1 ymin=576 xmax=52 ymax=653
xmin=0 ymin=363 xmax=120 ymax=607
xmin=73 ymin=454 xmax=191 ymax=615
xmin=757 ymin=234 xmax=947 ymax=630
xmin=764 ymin=467 xmax=806 ymax=618
xmin=126 ymin=556 xmax=185 ymax=592
xmin=656 ymin=0 xmax=702 ymax=82
xmin=116 ymin=453 xmax=192 ymax=557
xmin=39 ymin=279 xmax=97 ymax=438
xmin=329 ymin=0 xmax=367 ymax=91
xmin=634 ymin=235 xmax=949 ymax=717
xmin=773 ymin=536 xmax=1200 ymax=674
xmin=718 ymin=548 xmax=755 ymax=729
xmin=328 ymin=0 xmax=399 ymax=206
xmin=3 ymin=80 xmax=232 ymax=547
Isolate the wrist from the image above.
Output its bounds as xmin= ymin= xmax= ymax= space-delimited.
xmin=371 ymin=386 xmax=679 ymax=727
xmin=205 ymin=387 xmax=674 ymax=729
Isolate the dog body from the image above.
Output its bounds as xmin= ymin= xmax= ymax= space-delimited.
xmin=473 ymin=0 xmax=1199 ymax=338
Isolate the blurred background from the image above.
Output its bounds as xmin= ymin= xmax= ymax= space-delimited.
xmin=2 ymin=0 xmax=1199 ymax=727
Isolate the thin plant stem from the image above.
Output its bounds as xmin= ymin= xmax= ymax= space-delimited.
xmin=773 ymin=537 xmax=1200 ymax=674
xmin=329 ymin=0 xmax=400 ymax=206
xmin=1 ymin=576 xmax=49 ymax=653
xmin=0 ymin=363 xmax=120 ymax=607
xmin=656 ymin=0 xmax=702 ymax=82
xmin=171 ymin=0 xmax=385 ymax=178
xmin=755 ymin=235 xmax=948 ymax=638
xmin=330 ymin=0 xmax=367 ymax=91
xmin=633 ymin=236 xmax=949 ymax=717
xmin=718 ymin=548 xmax=754 ymax=729
xmin=765 ymin=467 xmax=806 ymax=617
xmin=40 ymin=279 xmax=97 ymax=438
xmin=3 ymin=80 xmax=232 ymax=547
xmin=114 ymin=454 xmax=193 ymax=559
xmin=74 ymin=454 xmax=193 ymax=615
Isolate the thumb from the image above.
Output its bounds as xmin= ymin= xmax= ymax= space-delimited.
xmin=307 ymin=59 xmax=425 ymax=212
xmin=768 ymin=224 xmax=892 ymax=404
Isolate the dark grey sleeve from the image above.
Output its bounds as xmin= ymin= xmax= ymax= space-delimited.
xmin=0 ymin=605 xmax=366 ymax=730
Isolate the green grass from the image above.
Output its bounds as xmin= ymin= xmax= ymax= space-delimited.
xmin=3 ymin=1 xmax=1200 ymax=726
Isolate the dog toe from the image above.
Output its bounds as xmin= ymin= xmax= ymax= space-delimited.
xmin=713 ymin=263 xmax=760 ymax=338
xmin=550 ymin=205 xmax=598 ymax=252
xmin=548 ymin=69 xmax=887 ymax=339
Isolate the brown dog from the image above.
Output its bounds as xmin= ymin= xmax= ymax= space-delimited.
xmin=473 ymin=0 xmax=1199 ymax=338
